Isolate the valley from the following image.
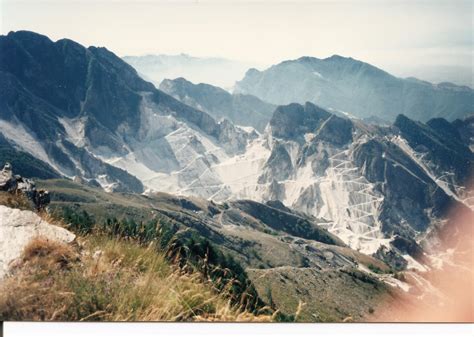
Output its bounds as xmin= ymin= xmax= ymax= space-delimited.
xmin=0 ymin=30 xmax=472 ymax=322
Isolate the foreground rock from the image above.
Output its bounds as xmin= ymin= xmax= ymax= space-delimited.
xmin=0 ymin=205 xmax=75 ymax=279
xmin=0 ymin=163 xmax=50 ymax=210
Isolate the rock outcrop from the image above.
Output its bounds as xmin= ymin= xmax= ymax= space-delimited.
xmin=0 ymin=205 xmax=75 ymax=279
xmin=0 ymin=163 xmax=50 ymax=210
xmin=0 ymin=162 xmax=15 ymax=191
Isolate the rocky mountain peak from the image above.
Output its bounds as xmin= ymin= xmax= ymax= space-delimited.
xmin=235 ymin=54 xmax=474 ymax=121
xmin=159 ymin=77 xmax=276 ymax=131
xmin=269 ymin=102 xmax=332 ymax=140
xmin=1 ymin=31 xmax=262 ymax=193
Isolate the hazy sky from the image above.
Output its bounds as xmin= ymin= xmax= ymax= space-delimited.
xmin=1 ymin=0 xmax=472 ymax=84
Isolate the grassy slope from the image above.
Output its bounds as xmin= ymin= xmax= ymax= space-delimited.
xmin=0 ymin=228 xmax=270 ymax=322
xmin=247 ymin=267 xmax=394 ymax=322
xmin=27 ymin=179 xmax=401 ymax=322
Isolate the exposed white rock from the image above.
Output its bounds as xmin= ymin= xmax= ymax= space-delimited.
xmin=0 ymin=119 xmax=62 ymax=175
xmin=312 ymin=147 xmax=388 ymax=254
xmin=0 ymin=205 xmax=75 ymax=280
xmin=58 ymin=116 xmax=87 ymax=147
xmin=0 ymin=162 xmax=14 ymax=190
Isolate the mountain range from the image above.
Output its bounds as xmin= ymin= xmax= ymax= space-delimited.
xmin=0 ymin=30 xmax=253 ymax=193
xmin=235 ymin=55 xmax=474 ymax=122
xmin=1 ymin=31 xmax=473 ymax=321
xmin=159 ymin=77 xmax=276 ymax=131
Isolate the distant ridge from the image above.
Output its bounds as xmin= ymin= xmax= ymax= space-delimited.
xmin=235 ymin=55 xmax=474 ymax=122
xmin=123 ymin=53 xmax=253 ymax=89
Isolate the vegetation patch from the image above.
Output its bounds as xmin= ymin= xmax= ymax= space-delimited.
xmin=0 ymin=235 xmax=271 ymax=322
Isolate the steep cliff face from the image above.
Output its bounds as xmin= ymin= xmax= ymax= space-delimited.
xmin=260 ymin=103 xmax=473 ymax=260
xmin=147 ymin=100 xmax=469 ymax=271
xmin=394 ymin=114 xmax=473 ymax=187
xmin=0 ymin=31 xmax=254 ymax=193
xmin=103 ymin=98 xmax=472 ymax=269
xmin=452 ymin=115 xmax=474 ymax=151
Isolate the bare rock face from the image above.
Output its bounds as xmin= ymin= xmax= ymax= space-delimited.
xmin=0 ymin=162 xmax=15 ymax=191
xmin=0 ymin=205 xmax=75 ymax=279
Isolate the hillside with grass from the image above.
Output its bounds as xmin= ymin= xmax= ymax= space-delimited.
xmin=0 ymin=235 xmax=271 ymax=321
xmin=0 ymin=190 xmax=273 ymax=321
xmin=0 ymin=176 xmax=407 ymax=322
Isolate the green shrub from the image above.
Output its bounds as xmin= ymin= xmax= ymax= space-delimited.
xmin=62 ymin=207 xmax=95 ymax=234
xmin=368 ymin=264 xmax=383 ymax=274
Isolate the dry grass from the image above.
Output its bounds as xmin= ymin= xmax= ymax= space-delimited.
xmin=21 ymin=237 xmax=79 ymax=270
xmin=0 ymin=235 xmax=271 ymax=322
xmin=0 ymin=191 xmax=32 ymax=210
